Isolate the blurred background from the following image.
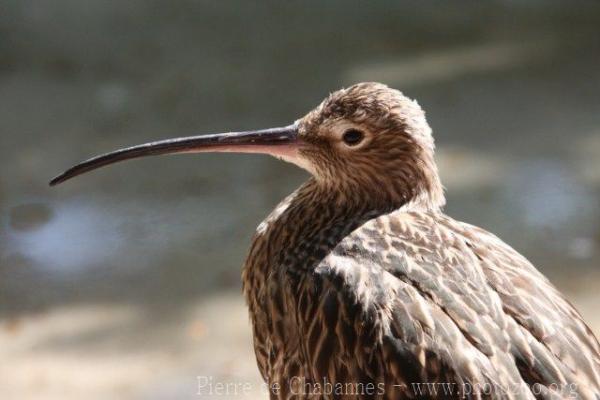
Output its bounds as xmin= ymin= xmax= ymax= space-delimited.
xmin=1 ymin=1 xmax=599 ymax=399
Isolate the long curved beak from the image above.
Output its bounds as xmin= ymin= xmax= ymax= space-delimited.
xmin=49 ymin=124 xmax=298 ymax=186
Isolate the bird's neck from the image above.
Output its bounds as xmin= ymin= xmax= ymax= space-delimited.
xmin=242 ymin=175 xmax=440 ymax=322
xmin=289 ymin=178 xmax=404 ymax=229
xmin=247 ymin=178 xmax=404 ymax=274
xmin=244 ymin=166 xmax=445 ymax=283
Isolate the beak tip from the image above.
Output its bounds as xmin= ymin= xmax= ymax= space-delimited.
xmin=49 ymin=174 xmax=65 ymax=187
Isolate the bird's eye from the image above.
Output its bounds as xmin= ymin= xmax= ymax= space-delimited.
xmin=342 ymin=129 xmax=364 ymax=146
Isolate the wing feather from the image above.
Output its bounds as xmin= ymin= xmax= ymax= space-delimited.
xmin=303 ymin=210 xmax=600 ymax=399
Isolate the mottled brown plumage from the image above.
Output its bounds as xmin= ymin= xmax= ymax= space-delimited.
xmin=51 ymin=82 xmax=600 ymax=399
xmin=241 ymin=83 xmax=600 ymax=399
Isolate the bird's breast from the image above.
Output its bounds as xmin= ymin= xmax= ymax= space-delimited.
xmin=241 ymin=184 xmax=391 ymax=386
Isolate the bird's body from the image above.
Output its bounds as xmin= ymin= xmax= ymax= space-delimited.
xmin=244 ymin=186 xmax=600 ymax=399
xmin=51 ymin=82 xmax=600 ymax=399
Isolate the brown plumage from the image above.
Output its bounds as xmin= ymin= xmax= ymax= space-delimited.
xmin=51 ymin=82 xmax=600 ymax=399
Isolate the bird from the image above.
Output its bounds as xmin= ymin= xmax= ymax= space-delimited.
xmin=51 ymin=82 xmax=600 ymax=399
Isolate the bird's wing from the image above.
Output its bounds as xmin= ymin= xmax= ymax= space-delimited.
xmin=300 ymin=210 xmax=600 ymax=399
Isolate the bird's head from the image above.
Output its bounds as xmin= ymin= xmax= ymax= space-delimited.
xmin=295 ymin=82 xmax=444 ymax=209
xmin=51 ymin=82 xmax=444 ymax=210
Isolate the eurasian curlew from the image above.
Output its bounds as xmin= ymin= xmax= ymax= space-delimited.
xmin=51 ymin=82 xmax=600 ymax=399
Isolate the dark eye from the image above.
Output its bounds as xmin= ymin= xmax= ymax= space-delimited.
xmin=342 ymin=129 xmax=364 ymax=146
